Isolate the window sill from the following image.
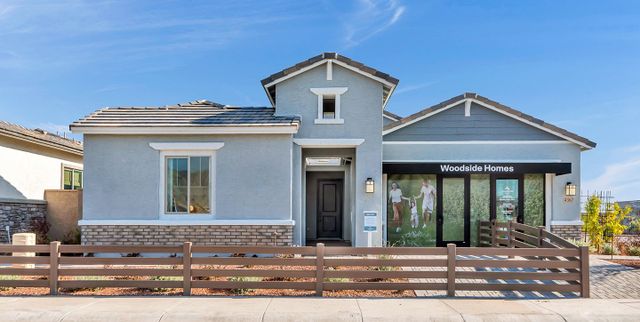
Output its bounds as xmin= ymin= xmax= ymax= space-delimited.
xmin=160 ymin=214 xmax=215 ymax=221
xmin=314 ymin=118 xmax=344 ymax=125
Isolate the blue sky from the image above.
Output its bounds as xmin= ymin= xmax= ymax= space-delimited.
xmin=0 ymin=0 xmax=639 ymax=200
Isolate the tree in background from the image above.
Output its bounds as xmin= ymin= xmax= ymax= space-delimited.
xmin=582 ymin=195 xmax=604 ymax=251
xmin=581 ymin=195 xmax=632 ymax=253
xmin=603 ymin=202 xmax=631 ymax=245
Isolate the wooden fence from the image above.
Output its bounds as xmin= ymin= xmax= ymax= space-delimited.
xmin=0 ymin=225 xmax=589 ymax=297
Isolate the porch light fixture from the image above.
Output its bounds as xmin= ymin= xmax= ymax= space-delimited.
xmin=565 ymin=182 xmax=576 ymax=197
xmin=365 ymin=178 xmax=375 ymax=193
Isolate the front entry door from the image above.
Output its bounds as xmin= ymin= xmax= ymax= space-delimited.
xmin=317 ymin=179 xmax=343 ymax=239
xmin=436 ymin=176 xmax=470 ymax=247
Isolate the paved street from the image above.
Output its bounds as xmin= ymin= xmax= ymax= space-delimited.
xmin=0 ymin=296 xmax=639 ymax=321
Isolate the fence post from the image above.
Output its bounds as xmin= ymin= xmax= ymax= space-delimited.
xmin=49 ymin=241 xmax=60 ymax=295
xmin=182 ymin=242 xmax=192 ymax=296
xmin=447 ymin=243 xmax=456 ymax=297
xmin=580 ymin=246 xmax=590 ymax=298
xmin=507 ymin=221 xmax=514 ymax=258
xmin=491 ymin=220 xmax=497 ymax=247
xmin=537 ymin=226 xmax=546 ymax=247
xmin=315 ymin=243 xmax=325 ymax=296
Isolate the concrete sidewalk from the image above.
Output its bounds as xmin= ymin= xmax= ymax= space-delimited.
xmin=1 ymin=297 xmax=640 ymax=321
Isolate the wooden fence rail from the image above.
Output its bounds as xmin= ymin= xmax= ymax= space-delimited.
xmin=0 ymin=224 xmax=589 ymax=298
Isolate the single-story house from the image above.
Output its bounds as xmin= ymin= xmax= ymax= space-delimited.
xmin=0 ymin=121 xmax=83 ymax=242
xmin=70 ymin=53 xmax=595 ymax=247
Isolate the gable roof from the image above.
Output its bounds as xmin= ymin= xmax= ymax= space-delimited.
xmin=261 ymin=52 xmax=399 ymax=108
xmin=70 ymin=100 xmax=300 ymax=134
xmin=383 ymin=110 xmax=402 ymax=121
xmin=0 ymin=121 xmax=83 ymax=156
xmin=383 ymin=93 xmax=596 ymax=150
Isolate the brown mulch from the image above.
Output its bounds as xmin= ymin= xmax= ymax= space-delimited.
xmin=609 ymin=259 xmax=640 ymax=269
xmin=0 ymin=264 xmax=415 ymax=298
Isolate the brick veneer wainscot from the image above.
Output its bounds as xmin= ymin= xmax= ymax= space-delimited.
xmin=0 ymin=199 xmax=47 ymax=243
xmin=551 ymin=225 xmax=582 ymax=240
xmin=80 ymin=224 xmax=293 ymax=246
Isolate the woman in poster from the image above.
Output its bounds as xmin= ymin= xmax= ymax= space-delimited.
xmin=415 ymin=179 xmax=436 ymax=229
xmin=388 ymin=182 xmax=409 ymax=232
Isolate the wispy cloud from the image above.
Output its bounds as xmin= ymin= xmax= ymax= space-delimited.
xmin=0 ymin=1 xmax=304 ymax=70
xmin=343 ymin=0 xmax=406 ymax=48
xmin=583 ymin=148 xmax=640 ymax=201
xmin=395 ymin=81 xmax=437 ymax=94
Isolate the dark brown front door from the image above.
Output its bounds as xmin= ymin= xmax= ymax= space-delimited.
xmin=317 ymin=179 xmax=343 ymax=239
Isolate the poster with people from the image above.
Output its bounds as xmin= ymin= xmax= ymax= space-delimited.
xmin=387 ymin=174 xmax=437 ymax=246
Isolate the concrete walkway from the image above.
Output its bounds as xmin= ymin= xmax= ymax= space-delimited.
xmin=590 ymin=256 xmax=640 ymax=299
xmin=1 ymin=296 xmax=640 ymax=321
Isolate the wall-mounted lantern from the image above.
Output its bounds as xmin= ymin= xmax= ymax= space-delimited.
xmin=365 ymin=178 xmax=375 ymax=193
xmin=565 ymin=182 xmax=576 ymax=197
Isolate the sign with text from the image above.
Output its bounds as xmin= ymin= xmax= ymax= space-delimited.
xmin=363 ymin=211 xmax=378 ymax=233
xmin=383 ymin=162 xmax=571 ymax=175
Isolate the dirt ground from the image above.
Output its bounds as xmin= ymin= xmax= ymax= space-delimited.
xmin=0 ymin=264 xmax=415 ymax=298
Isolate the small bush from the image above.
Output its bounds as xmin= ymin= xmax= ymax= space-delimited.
xmin=0 ymin=275 xmax=20 ymax=291
xmin=29 ymin=217 xmax=50 ymax=244
xmin=602 ymin=243 xmax=619 ymax=255
xmin=568 ymin=238 xmax=596 ymax=253
xmin=376 ymin=254 xmax=395 ymax=272
xmin=61 ymin=228 xmax=81 ymax=244
xmin=226 ymin=276 xmax=262 ymax=295
xmin=628 ymin=246 xmax=640 ymax=257
xmin=150 ymin=275 xmax=183 ymax=292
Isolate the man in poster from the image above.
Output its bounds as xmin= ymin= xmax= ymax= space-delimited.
xmin=415 ymin=179 xmax=436 ymax=228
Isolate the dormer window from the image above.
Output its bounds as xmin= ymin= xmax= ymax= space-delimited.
xmin=311 ymin=87 xmax=348 ymax=124
xmin=322 ymin=96 xmax=336 ymax=119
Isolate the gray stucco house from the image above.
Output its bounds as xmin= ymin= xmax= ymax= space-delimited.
xmin=70 ymin=53 xmax=595 ymax=247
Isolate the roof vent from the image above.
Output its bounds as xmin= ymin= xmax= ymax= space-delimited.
xmin=34 ymin=128 xmax=47 ymax=135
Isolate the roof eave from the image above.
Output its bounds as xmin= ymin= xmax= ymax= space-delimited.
xmin=0 ymin=129 xmax=83 ymax=156
xmin=70 ymin=124 xmax=300 ymax=135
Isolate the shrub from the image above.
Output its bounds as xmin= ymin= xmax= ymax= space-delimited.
xmin=150 ymin=275 xmax=183 ymax=292
xmin=628 ymin=246 xmax=640 ymax=257
xmin=61 ymin=228 xmax=81 ymax=244
xmin=568 ymin=238 xmax=596 ymax=253
xmin=602 ymin=243 xmax=619 ymax=255
xmin=29 ymin=217 xmax=50 ymax=244
xmin=0 ymin=275 xmax=20 ymax=291
xmin=226 ymin=276 xmax=262 ymax=295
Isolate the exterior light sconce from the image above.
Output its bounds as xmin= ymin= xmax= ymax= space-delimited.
xmin=564 ymin=182 xmax=576 ymax=203
xmin=365 ymin=178 xmax=375 ymax=193
xmin=565 ymin=182 xmax=576 ymax=197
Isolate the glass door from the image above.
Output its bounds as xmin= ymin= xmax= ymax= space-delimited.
xmin=437 ymin=176 xmax=470 ymax=247
xmin=495 ymin=178 xmax=520 ymax=223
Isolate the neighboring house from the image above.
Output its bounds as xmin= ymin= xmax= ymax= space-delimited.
xmin=71 ymin=52 xmax=596 ymax=247
xmin=0 ymin=121 xmax=83 ymax=242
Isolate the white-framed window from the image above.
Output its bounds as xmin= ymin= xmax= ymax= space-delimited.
xmin=62 ymin=166 xmax=83 ymax=190
xmin=310 ymin=87 xmax=348 ymax=124
xmin=149 ymin=142 xmax=223 ymax=218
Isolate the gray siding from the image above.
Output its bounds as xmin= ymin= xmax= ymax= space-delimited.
xmin=83 ymin=134 xmax=292 ymax=221
xmin=275 ymin=64 xmax=384 ymax=246
xmin=384 ymin=102 xmax=561 ymax=141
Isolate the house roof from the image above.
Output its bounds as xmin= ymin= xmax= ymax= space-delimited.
xmin=0 ymin=121 xmax=83 ymax=156
xmin=70 ymin=100 xmax=300 ymax=134
xmin=383 ymin=110 xmax=402 ymax=121
xmin=383 ymin=93 xmax=597 ymax=150
xmin=261 ymin=52 xmax=399 ymax=108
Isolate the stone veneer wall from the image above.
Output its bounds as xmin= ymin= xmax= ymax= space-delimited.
xmin=80 ymin=224 xmax=293 ymax=246
xmin=0 ymin=198 xmax=47 ymax=243
xmin=550 ymin=225 xmax=582 ymax=240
